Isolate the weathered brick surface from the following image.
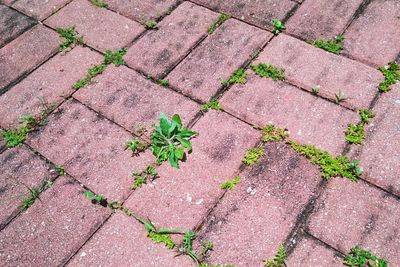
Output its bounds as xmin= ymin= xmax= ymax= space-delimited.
xmin=344 ymin=0 xmax=400 ymax=67
xmin=167 ymin=18 xmax=270 ymax=102
xmin=255 ymin=34 xmax=383 ymax=109
xmin=0 ymin=25 xmax=59 ymax=92
xmin=221 ymin=73 xmax=358 ymax=155
xmin=125 ymin=2 xmax=218 ymax=79
xmin=12 ymin=0 xmax=71 ymax=21
xmin=27 ymin=100 xmax=154 ymax=201
xmin=74 ymin=65 xmax=200 ymax=135
xmin=196 ymin=142 xmax=321 ymax=266
xmin=0 ymin=146 xmax=56 ymax=229
xmin=192 ymin=0 xmax=297 ymax=30
xmin=308 ymin=179 xmax=400 ymax=266
xmin=0 ymin=47 xmax=103 ymax=128
xmin=124 ymin=111 xmax=260 ymax=230
xmin=0 ymin=5 xmax=35 ymax=48
xmin=44 ymin=0 xmax=143 ymax=52
xmin=287 ymin=236 xmax=343 ymax=266
xmin=68 ymin=212 xmax=196 ymax=267
xmin=0 ymin=175 xmax=110 ymax=266
xmin=107 ymin=0 xmax=180 ymax=22
xmin=286 ymin=0 xmax=364 ymax=40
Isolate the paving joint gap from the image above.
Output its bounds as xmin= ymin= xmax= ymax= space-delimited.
xmin=303 ymin=231 xmax=346 ymax=258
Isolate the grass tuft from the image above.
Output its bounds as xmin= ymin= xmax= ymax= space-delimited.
xmin=310 ymin=35 xmax=344 ymax=55
xmin=251 ymin=63 xmax=285 ymax=81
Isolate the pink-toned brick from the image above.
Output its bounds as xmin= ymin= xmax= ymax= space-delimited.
xmin=196 ymin=142 xmax=321 ymax=266
xmin=221 ymin=72 xmax=358 ymax=155
xmin=344 ymin=0 xmax=400 ymax=67
xmin=0 ymin=25 xmax=59 ymax=91
xmin=0 ymin=5 xmax=34 ymax=47
xmin=167 ymin=18 xmax=270 ymax=102
xmin=286 ymin=0 xmax=364 ymax=40
xmin=0 ymin=175 xmax=110 ymax=266
xmin=44 ymin=0 xmax=143 ymax=52
xmin=308 ymin=179 xmax=400 ymax=266
xmin=0 ymin=146 xmax=56 ymax=229
xmin=74 ymin=65 xmax=200 ymax=135
xmin=125 ymin=2 xmax=218 ymax=79
xmin=68 ymin=212 xmax=196 ymax=267
xmin=287 ymin=236 xmax=343 ymax=266
xmin=27 ymin=100 xmax=154 ymax=201
xmin=0 ymin=46 xmax=103 ymax=128
xmin=124 ymin=111 xmax=260 ymax=230
xmin=192 ymin=0 xmax=297 ymax=30
xmin=256 ymin=34 xmax=383 ymax=109
xmin=12 ymin=0 xmax=71 ymax=21
xmin=107 ymin=0 xmax=179 ymax=22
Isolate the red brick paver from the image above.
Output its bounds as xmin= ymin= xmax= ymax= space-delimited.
xmin=44 ymin=0 xmax=144 ymax=52
xmin=125 ymin=2 xmax=218 ymax=79
xmin=12 ymin=0 xmax=71 ymax=21
xmin=0 ymin=5 xmax=35 ymax=47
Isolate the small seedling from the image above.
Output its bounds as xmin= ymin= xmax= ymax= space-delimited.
xmin=201 ymin=240 xmax=213 ymax=256
xmin=125 ymin=138 xmax=148 ymax=155
xmin=310 ymin=35 xmax=345 ymax=55
xmin=84 ymin=191 xmax=107 ymax=206
xmin=344 ymin=245 xmax=387 ymax=267
xmin=144 ymin=20 xmax=158 ymax=29
xmin=179 ymin=231 xmax=199 ymax=264
xmin=201 ymin=98 xmax=224 ymax=112
xmin=264 ymin=244 xmax=287 ymax=267
xmin=1 ymin=114 xmax=38 ymax=148
xmin=261 ymin=125 xmax=288 ymax=142
xmin=222 ymin=68 xmax=247 ymax=86
xmin=159 ymin=79 xmax=169 ymax=87
xmin=208 ymin=14 xmax=230 ymax=34
xmin=251 ymin=63 xmax=285 ymax=81
xmin=56 ymin=26 xmax=84 ymax=51
xmin=345 ymin=123 xmax=365 ymax=145
xmin=335 ymin=89 xmax=347 ymax=103
xmin=151 ymin=113 xmax=197 ymax=168
xmin=272 ymin=19 xmax=285 ymax=35
xmin=72 ymin=63 xmax=106 ymax=90
xmin=359 ymin=109 xmax=375 ymax=124
xmin=242 ymin=148 xmax=264 ymax=166
xmin=20 ymin=180 xmax=52 ymax=210
xmin=90 ymin=0 xmax=107 ymax=8
xmin=312 ymin=85 xmax=320 ymax=95
xmin=131 ymin=165 xmax=158 ymax=190
xmin=55 ymin=165 xmax=65 ymax=175
xmin=378 ymin=62 xmax=400 ymax=93
xmin=147 ymin=231 xmax=175 ymax=249
xmin=220 ymin=176 xmax=241 ymax=190
xmin=103 ymin=48 xmax=128 ymax=66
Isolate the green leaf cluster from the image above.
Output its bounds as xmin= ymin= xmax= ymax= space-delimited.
xmin=261 ymin=125 xmax=288 ymax=143
xmin=251 ymin=63 xmax=285 ymax=81
xmin=264 ymin=244 xmax=287 ymax=267
xmin=272 ymin=19 xmax=285 ymax=35
xmin=151 ymin=113 xmax=197 ymax=168
xmin=208 ymin=14 xmax=230 ymax=34
xmin=201 ymin=98 xmax=224 ymax=112
xmin=345 ymin=123 xmax=365 ymax=145
xmin=1 ymin=115 xmax=37 ymax=148
xmin=310 ymin=35 xmax=344 ymax=55
xmin=104 ymin=48 xmax=128 ymax=66
xmin=55 ymin=165 xmax=65 ymax=175
xmin=84 ymin=191 xmax=106 ymax=204
xmin=242 ymin=148 xmax=264 ymax=166
xmin=144 ymin=20 xmax=158 ymax=29
xmin=131 ymin=165 xmax=158 ymax=190
xmin=158 ymin=79 xmax=169 ymax=87
xmin=344 ymin=245 xmax=387 ymax=267
xmin=90 ymin=0 xmax=107 ymax=8
xmin=125 ymin=138 xmax=148 ymax=154
xmin=56 ymin=26 xmax=84 ymax=51
xmin=73 ymin=63 xmax=107 ymax=89
xmin=220 ymin=176 xmax=241 ymax=190
xmin=222 ymin=68 xmax=247 ymax=86
xmin=359 ymin=109 xmax=375 ymax=124
xmin=378 ymin=62 xmax=400 ymax=93
xmin=147 ymin=231 xmax=175 ymax=249
xmin=21 ymin=180 xmax=52 ymax=210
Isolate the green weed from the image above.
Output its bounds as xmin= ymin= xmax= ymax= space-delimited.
xmin=201 ymin=240 xmax=213 ymax=256
xmin=378 ymin=62 xmax=400 ymax=93
xmin=201 ymin=98 xmax=224 ymax=112
xmin=179 ymin=231 xmax=199 ymax=264
xmin=103 ymin=48 xmax=128 ymax=66
xmin=55 ymin=165 xmax=65 ymax=175
xmin=208 ymin=14 xmax=230 ymax=34
xmin=159 ymin=79 xmax=169 ymax=87
xmin=222 ymin=68 xmax=247 ymax=86
xmin=344 ymin=245 xmax=387 ymax=267
xmin=125 ymin=138 xmax=148 ymax=154
xmin=251 ymin=63 xmax=285 ymax=81
xmin=264 ymin=244 xmax=286 ymax=267
xmin=90 ymin=0 xmax=107 ymax=8
xmin=147 ymin=231 xmax=175 ymax=249
xmin=84 ymin=191 xmax=107 ymax=205
xmin=310 ymin=35 xmax=344 ymax=55
xmin=56 ymin=26 xmax=84 ymax=51
xmin=1 ymin=115 xmax=38 ymax=148
xmin=220 ymin=176 xmax=241 ymax=190
xmin=242 ymin=148 xmax=264 ymax=166
xmin=20 ymin=180 xmax=52 ymax=210
xmin=144 ymin=20 xmax=158 ymax=29
xmin=345 ymin=123 xmax=365 ymax=145
xmin=312 ymin=85 xmax=320 ymax=95
xmin=359 ymin=109 xmax=375 ymax=124
xmin=131 ymin=165 xmax=158 ymax=190
xmin=261 ymin=125 xmax=288 ymax=143
xmin=72 ymin=63 xmax=106 ymax=89
xmin=272 ymin=19 xmax=285 ymax=35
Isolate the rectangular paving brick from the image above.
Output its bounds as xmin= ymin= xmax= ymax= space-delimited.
xmin=74 ymin=65 xmax=200 ymax=135
xmin=124 ymin=111 xmax=260 ymax=231
xmin=107 ymin=0 xmax=180 ymax=22
xmin=192 ymin=0 xmax=297 ymax=30
xmin=125 ymin=2 xmax=218 ymax=79
xmin=0 ymin=25 xmax=59 ymax=92
xmin=44 ymin=0 xmax=144 ymax=52
xmin=12 ymin=0 xmax=71 ymax=21
xmin=195 ymin=142 xmax=321 ymax=266
xmin=344 ymin=0 xmax=400 ymax=67
xmin=256 ymin=34 xmax=383 ymax=109
xmin=68 ymin=212 xmax=195 ymax=267
xmin=0 ymin=145 xmax=56 ymax=229
xmin=0 ymin=175 xmax=110 ymax=266
xmin=221 ymin=72 xmax=358 ymax=155
xmin=348 ymin=84 xmax=400 ymax=197
xmin=0 ymin=46 xmax=103 ymax=129
xmin=0 ymin=4 xmax=35 ymax=48
xmin=27 ymin=100 xmax=154 ymax=201
xmin=167 ymin=18 xmax=270 ymax=102
xmin=286 ymin=0 xmax=364 ymax=40
xmin=308 ymin=179 xmax=400 ymax=266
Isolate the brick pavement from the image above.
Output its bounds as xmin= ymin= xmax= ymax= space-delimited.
xmin=1 ymin=0 xmax=399 ymax=266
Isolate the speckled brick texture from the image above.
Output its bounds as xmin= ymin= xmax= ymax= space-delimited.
xmin=0 ymin=175 xmax=110 ymax=266
xmin=0 ymin=146 xmax=56 ymax=229
xmin=12 ymin=0 xmax=71 ymax=21
xmin=255 ymin=34 xmax=383 ymax=109
xmin=196 ymin=142 xmax=321 ymax=266
xmin=167 ymin=18 xmax=270 ymax=102
xmin=44 ymin=0 xmax=144 ymax=52
xmin=344 ymin=0 xmax=400 ymax=67
xmin=27 ymin=100 xmax=154 ymax=201
xmin=68 ymin=212 xmax=196 ymax=267
xmin=0 ymin=25 xmax=59 ymax=92
xmin=0 ymin=46 xmax=103 ymax=128
xmin=308 ymin=179 xmax=400 ymax=266
xmin=74 ymin=65 xmax=200 ymax=135
xmin=125 ymin=2 xmax=218 ymax=79
xmin=221 ymin=72 xmax=358 ymax=155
